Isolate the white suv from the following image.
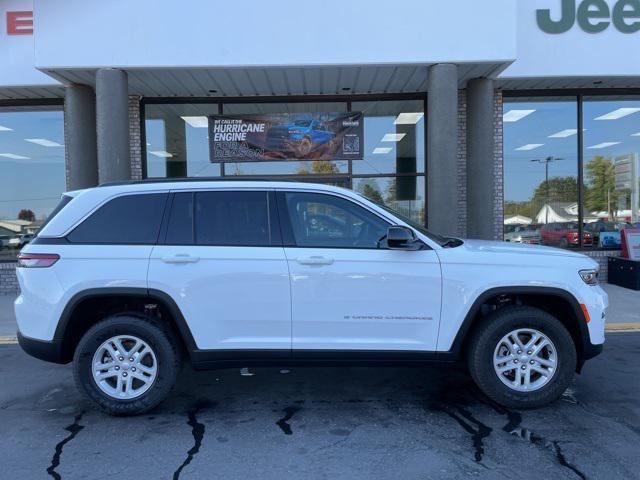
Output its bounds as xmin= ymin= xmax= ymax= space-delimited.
xmin=14 ymin=181 xmax=607 ymax=415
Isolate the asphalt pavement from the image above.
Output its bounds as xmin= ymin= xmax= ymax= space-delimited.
xmin=0 ymin=333 xmax=638 ymax=479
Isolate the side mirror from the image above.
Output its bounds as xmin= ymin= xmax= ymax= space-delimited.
xmin=386 ymin=226 xmax=421 ymax=250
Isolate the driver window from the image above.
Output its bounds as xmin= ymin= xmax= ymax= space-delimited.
xmin=284 ymin=192 xmax=389 ymax=248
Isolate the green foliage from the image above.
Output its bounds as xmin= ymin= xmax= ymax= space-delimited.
xmin=584 ymin=155 xmax=619 ymax=219
xmin=17 ymin=209 xmax=35 ymax=222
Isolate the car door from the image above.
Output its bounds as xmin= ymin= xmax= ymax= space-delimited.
xmin=148 ymin=189 xmax=291 ymax=352
xmin=277 ymin=190 xmax=442 ymax=352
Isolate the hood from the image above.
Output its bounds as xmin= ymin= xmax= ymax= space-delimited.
xmin=456 ymin=239 xmax=588 ymax=259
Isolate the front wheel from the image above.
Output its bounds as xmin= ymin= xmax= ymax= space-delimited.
xmin=73 ymin=314 xmax=182 ymax=416
xmin=467 ymin=306 xmax=576 ymax=409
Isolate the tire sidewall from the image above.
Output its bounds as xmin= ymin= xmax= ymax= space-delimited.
xmin=73 ymin=316 xmax=179 ymax=415
xmin=470 ymin=307 xmax=577 ymax=408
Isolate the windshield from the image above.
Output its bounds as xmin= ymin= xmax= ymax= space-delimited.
xmin=292 ymin=120 xmax=312 ymax=127
xmin=366 ymin=199 xmax=452 ymax=247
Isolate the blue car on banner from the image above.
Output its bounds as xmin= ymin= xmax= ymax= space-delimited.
xmin=266 ymin=119 xmax=336 ymax=157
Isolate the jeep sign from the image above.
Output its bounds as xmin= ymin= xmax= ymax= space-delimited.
xmin=537 ymin=0 xmax=640 ymax=33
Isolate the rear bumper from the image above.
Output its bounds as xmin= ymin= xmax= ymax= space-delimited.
xmin=17 ymin=331 xmax=68 ymax=364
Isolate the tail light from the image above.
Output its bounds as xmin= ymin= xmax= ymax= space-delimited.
xmin=17 ymin=253 xmax=60 ymax=268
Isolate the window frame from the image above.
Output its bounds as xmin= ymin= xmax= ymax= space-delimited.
xmin=503 ymin=88 xmax=640 ymax=250
xmin=275 ymin=189 xmax=394 ymax=250
xmin=159 ymin=189 xmax=282 ymax=247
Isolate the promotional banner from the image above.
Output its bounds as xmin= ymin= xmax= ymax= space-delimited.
xmin=209 ymin=112 xmax=363 ymax=162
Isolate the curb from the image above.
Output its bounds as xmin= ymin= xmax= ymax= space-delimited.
xmin=0 ymin=336 xmax=17 ymax=345
xmin=605 ymin=323 xmax=640 ymax=333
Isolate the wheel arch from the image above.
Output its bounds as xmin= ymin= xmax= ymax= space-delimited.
xmin=450 ymin=286 xmax=592 ymax=371
xmin=54 ymin=287 xmax=197 ymax=363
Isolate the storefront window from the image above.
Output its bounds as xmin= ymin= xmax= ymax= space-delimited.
xmin=582 ymin=97 xmax=640 ymax=249
xmin=0 ymin=105 xmax=65 ymax=260
xmin=144 ymin=98 xmax=427 ymax=226
xmin=503 ymin=97 xmax=579 ymax=248
xmin=351 ymin=100 xmax=425 ymax=175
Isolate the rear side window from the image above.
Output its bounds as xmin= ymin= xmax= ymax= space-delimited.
xmin=68 ymin=193 xmax=167 ymax=244
xmin=165 ymin=193 xmax=194 ymax=245
xmin=194 ymin=191 xmax=271 ymax=246
xmin=39 ymin=194 xmax=73 ymax=232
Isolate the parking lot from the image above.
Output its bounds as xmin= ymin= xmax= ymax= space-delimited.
xmin=0 ymin=331 xmax=638 ymax=480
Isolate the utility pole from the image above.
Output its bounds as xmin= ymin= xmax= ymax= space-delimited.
xmin=531 ymin=157 xmax=563 ymax=224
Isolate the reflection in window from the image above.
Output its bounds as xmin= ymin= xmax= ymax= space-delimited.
xmin=503 ymin=98 xmax=580 ymax=248
xmin=583 ymin=97 xmax=640 ymax=249
xmin=0 ymin=106 xmax=65 ymax=260
xmin=351 ymin=100 xmax=425 ymax=175
xmin=353 ymin=176 xmax=425 ymax=226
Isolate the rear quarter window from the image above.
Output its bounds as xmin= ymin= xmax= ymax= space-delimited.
xmin=67 ymin=193 xmax=168 ymax=244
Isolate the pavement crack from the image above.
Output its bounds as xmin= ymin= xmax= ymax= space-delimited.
xmin=475 ymin=393 xmax=587 ymax=479
xmin=173 ymin=400 xmax=211 ymax=480
xmin=552 ymin=441 xmax=587 ymax=480
xmin=433 ymin=403 xmax=492 ymax=462
xmin=276 ymin=406 xmax=301 ymax=435
xmin=46 ymin=412 xmax=85 ymax=480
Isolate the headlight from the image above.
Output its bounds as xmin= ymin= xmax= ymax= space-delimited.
xmin=579 ymin=269 xmax=599 ymax=286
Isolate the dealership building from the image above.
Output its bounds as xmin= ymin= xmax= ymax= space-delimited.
xmin=1 ymin=0 xmax=640 ymax=291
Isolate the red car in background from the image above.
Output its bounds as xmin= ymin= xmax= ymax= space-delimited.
xmin=539 ymin=222 xmax=593 ymax=248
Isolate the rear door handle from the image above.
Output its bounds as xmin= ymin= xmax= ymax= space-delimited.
xmin=296 ymin=256 xmax=334 ymax=266
xmin=161 ymin=254 xmax=200 ymax=264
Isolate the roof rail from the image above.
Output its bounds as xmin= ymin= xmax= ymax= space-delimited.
xmin=98 ymin=177 xmax=302 ymax=187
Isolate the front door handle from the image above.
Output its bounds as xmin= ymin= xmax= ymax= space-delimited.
xmin=161 ymin=254 xmax=200 ymax=264
xmin=296 ymin=256 xmax=334 ymax=266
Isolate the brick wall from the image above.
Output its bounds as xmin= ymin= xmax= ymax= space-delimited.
xmin=493 ymin=90 xmax=504 ymax=241
xmin=0 ymin=263 xmax=18 ymax=295
xmin=129 ymin=95 xmax=143 ymax=180
xmin=456 ymin=90 xmax=468 ymax=238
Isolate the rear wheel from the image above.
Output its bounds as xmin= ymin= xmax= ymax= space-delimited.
xmin=73 ymin=314 xmax=181 ymax=416
xmin=467 ymin=306 xmax=576 ymax=409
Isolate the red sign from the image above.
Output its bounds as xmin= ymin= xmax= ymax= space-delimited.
xmin=621 ymin=228 xmax=640 ymax=261
xmin=7 ymin=11 xmax=33 ymax=35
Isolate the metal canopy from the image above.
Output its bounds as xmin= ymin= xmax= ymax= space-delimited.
xmin=35 ymin=63 xmax=503 ymax=99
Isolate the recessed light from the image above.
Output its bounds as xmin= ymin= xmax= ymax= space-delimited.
xmin=548 ymin=129 xmax=578 ymax=138
xmin=0 ymin=153 xmax=30 ymax=159
xmin=341 ymin=87 xmax=351 ymax=92
xmin=373 ymin=147 xmax=393 ymax=154
xmin=394 ymin=113 xmax=424 ymax=125
xmin=595 ymin=108 xmax=640 ymax=121
xmin=208 ymin=89 xmax=218 ymax=93
xmin=515 ymin=144 xmax=544 ymax=151
xmin=632 ymin=132 xmax=640 ymax=137
xmin=381 ymin=133 xmax=406 ymax=142
xmin=587 ymin=142 xmax=620 ymax=149
xmin=503 ymin=109 xmax=536 ymax=122
xmin=181 ymin=116 xmax=209 ymax=128
xmin=149 ymin=150 xmax=174 ymax=158
xmin=0 ymin=125 xmax=13 ymax=131
xmin=24 ymin=138 xmax=64 ymax=147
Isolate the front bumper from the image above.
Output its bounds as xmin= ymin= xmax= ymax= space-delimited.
xmin=17 ymin=331 xmax=68 ymax=364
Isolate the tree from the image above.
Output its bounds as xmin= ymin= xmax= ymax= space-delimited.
xmin=358 ymin=182 xmax=385 ymax=205
xmin=296 ymin=161 xmax=340 ymax=175
xmin=584 ymin=155 xmax=619 ymax=219
xmin=17 ymin=209 xmax=35 ymax=222
xmin=532 ymin=176 xmax=578 ymax=205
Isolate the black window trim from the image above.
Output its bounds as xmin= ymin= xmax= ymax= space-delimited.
xmin=275 ymin=189 xmax=417 ymax=251
xmin=159 ymin=188 xmax=283 ymax=248
xmin=64 ymin=192 xmax=169 ymax=246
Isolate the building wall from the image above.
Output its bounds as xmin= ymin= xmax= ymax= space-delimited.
xmin=457 ymin=90 xmax=467 ymax=238
xmin=129 ymin=95 xmax=143 ymax=180
xmin=0 ymin=263 xmax=18 ymax=295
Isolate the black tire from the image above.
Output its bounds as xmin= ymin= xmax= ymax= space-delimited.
xmin=467 ymin=305 xmax=576 ymax=409
xmin=559 ymin=237 xmax=569 ymax=248
xmin=73 ymin=314 xmax=182 ymax=416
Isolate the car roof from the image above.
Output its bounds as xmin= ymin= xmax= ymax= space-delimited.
xmin=39 ymin=180 xmax=362 ymax=238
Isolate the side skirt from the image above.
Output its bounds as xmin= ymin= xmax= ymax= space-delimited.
xmin=190 ymin=349 xmax=459 ymax=370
